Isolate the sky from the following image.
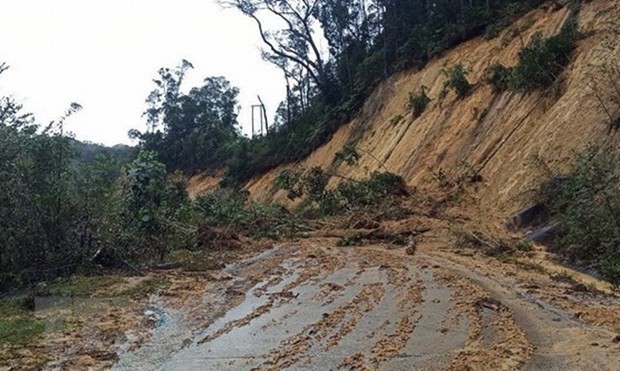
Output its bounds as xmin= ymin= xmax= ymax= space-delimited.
xmin=0 ymin=0 xmax=285 ymax=145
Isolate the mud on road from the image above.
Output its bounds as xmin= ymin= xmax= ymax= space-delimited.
xmin=112 ymin=239 xmax=620 ymax=370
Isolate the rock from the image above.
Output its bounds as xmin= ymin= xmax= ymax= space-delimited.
xmin=506 ymin=203 xmax=546 ymax=231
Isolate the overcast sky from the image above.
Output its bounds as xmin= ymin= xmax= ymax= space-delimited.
xmin=0 ymin=0 xmax=285 ymax=145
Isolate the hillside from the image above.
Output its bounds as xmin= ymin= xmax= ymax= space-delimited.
xmin=212 ymin=1 xmax=620 ymax=229
xmin=5 ymin=1 xmax=620 ymax=369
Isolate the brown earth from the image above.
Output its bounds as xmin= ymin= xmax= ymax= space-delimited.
xmin=191 ymin=0 xmax=620 ymax=227
xmin=5 ymin=1 xmax=620 ymax=370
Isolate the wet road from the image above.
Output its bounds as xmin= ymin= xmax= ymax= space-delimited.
xmin=113 ymin=243 xmax=620 ymax=370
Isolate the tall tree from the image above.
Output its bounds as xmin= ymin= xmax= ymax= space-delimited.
xmin=222 ymin=0 xmax=337 ymax=100
xmin=133 ymin=61 xmax=241 ymax=173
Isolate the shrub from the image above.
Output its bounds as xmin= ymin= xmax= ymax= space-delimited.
xmin=337 ymin=232 xmax=364 ymax=247
xmin=486 ymin=19 xmax=578 ymax=93
xmin=510 ymin=20 xmax=578 ymax=91
xmin=274 ymin=167 xmax=408 ymax=218
xmin=389 ymin=115 xmax=404 ymax=126
xmin=195 ymin=188 xmax=304 ymax=240
xmin=334 ymin=145 xmax=361 ymax=166
xmin=408 ymin=87 xmax=431 ymax=118
xmin=443 ymin=64 xmax=472 ymax=98
xmin=275 ymin=169 xmax=303 ymax=200
xmin=487 ymin=63 xmax=512 ymax=92
xmin=541 ymin=146 xmax=620 ymax=284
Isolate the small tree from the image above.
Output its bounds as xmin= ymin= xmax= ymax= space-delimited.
xmin=119 ymin=151 xmax=170 ymax=261
xmin=443 ymin=64 xmax=472 ymax=98
xmin=487 ymin=63 xmax=512 ymax=92
xmin=408 ymin=86 xmax=431 ymax=118
xmin=510 ymin=21 xmax=577 ymax=91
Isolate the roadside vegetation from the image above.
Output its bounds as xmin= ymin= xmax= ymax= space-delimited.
xmin=1 ymin=0 xmax=602 ymax=295
xmin=539 ymin=146 xmax=620 ymax=285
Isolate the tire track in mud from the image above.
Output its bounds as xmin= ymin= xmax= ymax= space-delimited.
xmin=423 ymin=250 xmax=620 ymax=370
xmin=114 ymin=242 xmax=620 ymax=370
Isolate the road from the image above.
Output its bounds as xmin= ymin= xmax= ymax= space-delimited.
xmin=113 ymin=241 xmax=620 ymax=370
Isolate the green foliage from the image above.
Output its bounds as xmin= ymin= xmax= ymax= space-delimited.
xmin=488 ymin=19 xmax=577 ymax=92
xmin=390 ymin=115 xmax=404 ymax=126
xmin=443 ymin=64 xmax=473 ymax=98
xmin=117 ymin=151 xmax=190 ymax=261
xmin=275 ymin=167 xmax=408 ymax=218
xmin=0 ymin=297 xmax=34 ymax=316
xmin=0 ymin=317 xmax=44 ymax=346
xmin=541 ymin=146 xmax=620 ymax=284
xmin=408 ymin=87 xmax=431 ymax=118
xmin=134 ymin=61 xmax=241 ymax=174
xmin=516 ymin=241 xmax=533 ymax=252
xmin=206 ymin=1 xmax=544 ymax=185
xmin=509 ymin=19 xmax=578 ymax=91
xmin=487 ymin=63 xmax=512 ymax=92
xmin=335 ymin=145 xmax=361 ymax=166
xmin=337 ymin=232 xmax=364 ymax=247
xmin=0 ymin=68 xmax=121 ymax=289
xmin=195 ymin=188 xmax=304 ymax=240
xmin=483 ymin=1 xmax=540 ymax=40
xmin=37 ymin=275 xmax=124 ymax=297
xmin=118 ymin=277 xmax=171 ymax=298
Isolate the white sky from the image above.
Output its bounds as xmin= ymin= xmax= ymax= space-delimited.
xmin=0 ymin=0 xmax=285 ymax=145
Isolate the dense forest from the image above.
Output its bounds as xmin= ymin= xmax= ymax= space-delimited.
xmin=4 ymin=0 xmax=612 ymax=290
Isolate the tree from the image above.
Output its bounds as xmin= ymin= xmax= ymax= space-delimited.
xmin=0 ymin=63 xmax=91 ymax=287
xmin=222 ymin=0 xmax=337 ymax=100
xmin=118 ymin=151 xmax=170 ymax=261
xmin=133 ymin=61 xmax=241 ymax=173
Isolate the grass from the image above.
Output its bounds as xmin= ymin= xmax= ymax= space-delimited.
xmin=0 ymin=317 xmax=45 ymax=346
xmin=0 ymin=296 xmax=34 ymax=316
xmin=37 ymin=275 xmax=124 ymax=297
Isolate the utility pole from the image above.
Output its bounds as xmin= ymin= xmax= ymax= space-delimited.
xmin=251 ymin=104 xmax=266 ymax=137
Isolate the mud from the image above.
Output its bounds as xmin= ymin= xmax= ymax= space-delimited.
xmin=110 ymin=241 xmax=620 ymax=370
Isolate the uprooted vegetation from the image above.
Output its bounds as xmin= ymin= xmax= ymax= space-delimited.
xmin=275 ymin=166 xmax=409 ymax=220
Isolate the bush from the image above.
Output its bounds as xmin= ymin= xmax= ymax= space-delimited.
xmin=541 ymin=146 xmax=620 ymax=284
xmin=195 ymin=188 xmax=304 ymax=240
xmin=334 ymin=145 xmax=361 ymax=166
xmin=510 ymin=20 xmax=578 ymax=91
xmin=337 ymin=232 xmax=364 ymax=247
xmin=390 ymin=115 xmax=404 ymax=126
xmin=487 ymin=63 xmax=512 ymax=92
xmin=274 ymin=168 xmax=408 ymax=218
xmin=443 ymin=64 xmax=472 ymax=98
xmin=408 ymin=87 xmax=431 ymax=118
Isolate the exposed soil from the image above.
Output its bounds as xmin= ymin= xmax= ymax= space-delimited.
xmin=5 ymin=2 xmax=620 ymax=370
xmin=104 ymin=234 xmax=619 ymax=370
xmin=3 ymin=218 xmax=619 ymax=370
